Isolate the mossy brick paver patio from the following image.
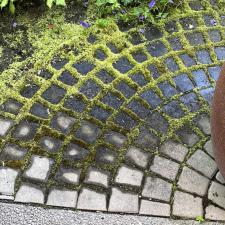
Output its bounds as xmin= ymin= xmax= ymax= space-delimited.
xmin=0 ymin=0 xmax=225 ymax=222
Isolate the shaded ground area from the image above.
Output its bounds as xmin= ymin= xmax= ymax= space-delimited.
xmin=0 ymin=0 xmax=225 ymax=222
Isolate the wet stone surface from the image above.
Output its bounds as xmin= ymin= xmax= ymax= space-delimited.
xmin=1 ymin=1 xmax=225 ymax=221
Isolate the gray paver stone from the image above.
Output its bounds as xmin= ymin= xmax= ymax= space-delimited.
xmin=84 ymin=167 xmax=109 ymax=188
xmin=139 ymin=200 xmax=170 ymax=216
xmin=205 ymin=205 xmax=225 ymax=221
xmin=0 ymin=118 xmax=14 ymax=137
xmin=172 ymin=191 xmax=203 ymax=218
xmin=204 ymin=139 xmax=214 ymax=158
xmin=104 ymin=131 xmax=127 ymax=147
xmin=208 ymin=181 xmax=225 ymax=209
xmin=0 ymin=167 xmax=19 ymax=196
xmin=15 ymin=183 xmax=44 ymax=204
xmin=77 ymin=188 xmax=107 ymax=211
xmin=187 ymin=150 xmax=217 ymax=178
xmin=178 ymin=167 xmax=210 ymax=196
xmin=160 ymin=141 xmax=188 ymax=162
xmin=125 ymin=146 xmax=150 ymax=168
xmin=47 ymin=188 xmax=78 ymax=208
xmin=195 ymin=114 xmax=211 ymax=135
xmin=150 ymin=156 xmax=179 ymax=180
xmin=23 ymin=155 xmax=53 ymax=182
xmin=108 ymin=188 xmax=139 ymax=213
xmin=56 ymin=167 xmax=81 ymax=185
xmin=216 ymin=171 xmax=225 ymax=184
xmin=115 ymin=165 xmax=143 ymax=187
xmin=142 ymin=176 xmax=172 ymax=202
xmin=0 ymin=144 xmax=27 ymax=160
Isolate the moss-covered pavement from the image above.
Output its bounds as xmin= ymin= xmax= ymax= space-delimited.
xmin=0 ymin=0 xmax=225 ymax=222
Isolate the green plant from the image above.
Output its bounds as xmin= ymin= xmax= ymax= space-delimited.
xmin=196 ymin=216 xmax=205 ymax=223
xmin=0 ymin=0 xmax=66 ymax=14
xmin=95 ymin=0 xmax=183 ymax=23
xmin=0 ymin=0 xmax=15 ymax=14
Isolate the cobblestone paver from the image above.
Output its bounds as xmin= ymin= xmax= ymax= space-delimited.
xmin=0 ymin=0 xmax=225 ymax=222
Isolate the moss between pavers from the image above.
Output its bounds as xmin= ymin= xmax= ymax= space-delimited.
xmin=0 ymin=0 xmax=224 ymax=202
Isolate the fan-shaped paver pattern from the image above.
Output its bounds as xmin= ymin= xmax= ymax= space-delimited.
xmin=0 ymin=0 xmax=225 ymax=222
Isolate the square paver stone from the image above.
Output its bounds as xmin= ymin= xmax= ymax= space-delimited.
xmin=51 ymin=112 xmax=75 ymax=134
xmin=79 ymin=79 xmax=101 ymax=99
xmin=200 ymin=87 xmax=214 ymax=106
xmin=20 ymin=83 xmax=40 ymax=98
xmin=104 ymin=131 xmax=127 ymax=147
xmin=180 ymin=92 xmax=200 ymax=112
xmin=40 ymin=136 xmax=62 ymax=153
xmin=101 ymin=92 xmax=124 ymax=109
xmin=108 ymin=188 xmax=139 ymax=213
xmin=23 ymin=155 xmax=53 ymax=182
xmin=51 ymin=58 xmax=68 ymax=70
xmin=125 ymin=146 xmax=151 ymax=168
xmin=63 ymin=143 xmax=89 ymax=161
xmin=96 ymin=69 xmax=115 ymax=84
xmin=206 ymin=205 xmax=225 ymax=221
xmin=64 ymin=95 xmax=86 ymax=113
xmin=1 ymin=99 xmax=23 ymax=115
xmin=150 ymin=156 xmax=179 ymax=180
xmin=216 ymin=171 xmax=225 ymax=184
xmin=116 ymin=81 xmax=136 ymax=99
xmin=75 ymin=120 xmax=101 ymax=144
xmin=147 ymin=41 xmax=167 ymax=57
xmin=12 ymin=121 xmax=38 ymax=141
xmin=95 ymin=146 xmax=118 ymax=165
xmin=194 ymin=114 xmax=211 ymax=135
xmin=77 ymin=188 xmax=107 ymax=211
xmin=139 ymin=200 xmax=170 ymax=217
xmin=140 ymin=89 xmax=162 ymax=108
xmin=113 ymin=57 xmax=134 ymax=74
xmin=42 ymin=84 xmax=66 ymax=104
xmin=115 ymin=112 xmax=138 ymax=130
xmin=146 ymin=111 xmax=169 ymax=134
xmin=47 ymin=188 xmax=78 ymax=208
xmin=127 ymin=99 xmax=150 ymax=119
xmin=178 ymin=167 xmax=210 ymax=196
xmin=135 ymin=126 xmax=159 ymax=148
xmin=58 ymin=71 xmax=78 ymax=86
xmin=176 ymin=125 xmax=200 ymax=147
xmin=90 ymin=105 xmax=112 ymax=122
xmin=208 ymin=181 xmax=225 ymax=209
xmin=84 ymin=167 xmax=109 ymax=188
xmin=162 ymin=101 xmax=184 ymax=119
xmin=160 ymin=141 xmax=188 ymax=162
xmin=15 ymin=183 xmax=44 ymax=204
xmin=115 ymin=165 xmax=143 ymax=187
xmin=187 ymin=150 xmax=217 ymax=178
xmin=94 ymin=49 xmax=107 ymax=61
xmin=0 ymin=118 xmax=14 ymax=137
xmin=142 ymin=176 xmax=172 ymax=202
xmin=0 ymin=144 xmax=27 ymax=161
xmin=73 ymin=61 xmax=95 ymax=75
xmin=192 ymin=70 xmax=210 ymax=87
xmin=30 ymin=103 xmax=50 ymax=119
xmin=185 ymin=32 xmax=205 ymax=46
xmin=55 ymin=167 xmax=81 ymax=185
xmin=0 ymin=167 xmax=19 ymax=196
xmin=172 ymin=191 xmax=203 ymax=218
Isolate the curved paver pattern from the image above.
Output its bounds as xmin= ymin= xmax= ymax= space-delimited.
xmin=0 ymin=0 xmax=225 ymax=222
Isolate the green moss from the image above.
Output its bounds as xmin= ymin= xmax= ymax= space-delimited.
xmin=0 ymin=0 xmax=224 ymax=192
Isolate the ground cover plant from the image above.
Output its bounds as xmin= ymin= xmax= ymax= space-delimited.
xmin=0 ymin=0 xmax=184 ymax=22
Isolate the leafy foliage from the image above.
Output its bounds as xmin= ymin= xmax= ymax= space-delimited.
xmin=0 ymin=0 xmax=66 ymax=14
xmin=95 ymin=0 xmax=184 ymax=22
xmin=0 ymin=0 xmax=183 ymax=24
